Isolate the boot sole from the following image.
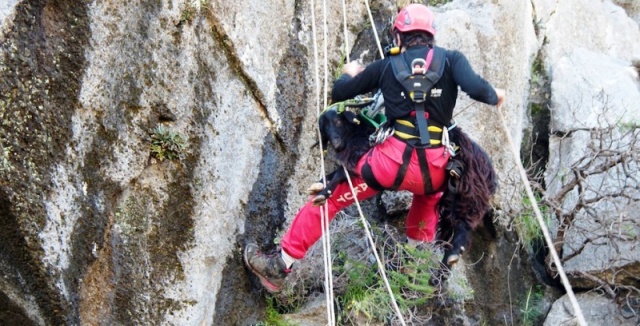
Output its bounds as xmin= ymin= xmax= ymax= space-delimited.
xmin=243 ymin=245 xmax=282 ymax=293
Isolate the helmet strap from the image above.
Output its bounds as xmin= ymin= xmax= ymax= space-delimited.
xmin=392 ymin=32 xmax=400 ymax=47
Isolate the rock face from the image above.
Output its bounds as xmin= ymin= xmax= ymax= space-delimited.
xmin=0 ymin=0 xmax=638 ymax=326
xmin=542 ymin=0 xmax=640 ymax=305
xmin=544 ymin=292 xmax=638 ymax=326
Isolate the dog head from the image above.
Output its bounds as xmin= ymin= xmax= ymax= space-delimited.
xmin=318 ymin=106 xmax=361 ymax=152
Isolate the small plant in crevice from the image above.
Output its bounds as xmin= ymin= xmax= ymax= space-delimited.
xmin=427 ymin=0 xmax=454 ymax=6
xmin=513 ymin=192 xmax=551 ymax=251
xmin=178 ymin=0 xmax=198 ymax=26
xmin=150 ymin=125 xmax=186 ymax=162
xmin=178 ymin=0 xmax=208 ymax=26
xmin=254 ymin=296 xmax=298 ymax=326
xmin=520 ymin=285 xmax=544 ymax=326
xmin=333 ymin=50 xmax=347 ymax=80
xmin=618 ymin=120 xmax=640 ymax=132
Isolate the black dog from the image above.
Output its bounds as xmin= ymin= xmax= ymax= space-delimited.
xmin=436 ymin=127 xmax=498 ymax=267
xmin=309 ymin=107 xmax=497 ymax=269
xmin=307 ymin=106 xmax=375 ymax=206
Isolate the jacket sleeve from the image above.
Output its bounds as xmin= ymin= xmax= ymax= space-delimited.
xmin=449 ymin=50 xmax=498 ymax=105
xmin=331 ymin=60 xmax=386 ymax=102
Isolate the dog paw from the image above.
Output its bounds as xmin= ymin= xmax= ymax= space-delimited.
xmin=307 ymin=182 xmax=324 ymax=195
xmin=312 ymin=195 xmax=327 ymax=206
xmin=445 ymin=254 xmax=460 ymax=267
xmin=443 ymin=246 xmax=465 ymax=268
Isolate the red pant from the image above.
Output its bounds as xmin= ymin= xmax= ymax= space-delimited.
xmin=281 ymin=137 xmax=450 ymax=259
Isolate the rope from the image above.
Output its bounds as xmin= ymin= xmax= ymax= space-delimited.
xmin=342 ymin=165 xmax=408 ymax=326
xmin=320 ymin=1 xmax=337 ymax=323
xmin=310 ymin=0 xmax=335 ymax=324
xmin=311 ymin=1 xmax=403 ymax=323
xmin=342 ymin=0 xmax=350 ymax=63
xmin=322 ymin=0 xmax=329 ymax=111
xmin=495 ymin=108 xmax=587 ymax=326
xmin=364 ymin=0 xmax=384 ymax=59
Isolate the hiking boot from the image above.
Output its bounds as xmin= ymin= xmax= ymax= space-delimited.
xmin=244 ymin=243 xmax=291 ymax=293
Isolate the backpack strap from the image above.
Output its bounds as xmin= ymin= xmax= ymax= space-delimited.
xmin=390 ymin=47 xmax=447 ymax=146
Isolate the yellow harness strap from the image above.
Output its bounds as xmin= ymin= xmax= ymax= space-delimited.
xmin=393 ymin=119 xmax=443 ymax=145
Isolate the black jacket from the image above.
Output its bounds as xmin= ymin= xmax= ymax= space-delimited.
xmin=331 ymin=45 xmax=498 ymax=126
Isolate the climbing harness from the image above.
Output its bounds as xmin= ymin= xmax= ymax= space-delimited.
xmin=362 ymin=46 xmax=451 ymax=195
xmin=320 ymin=96 xmax=391 ymax=148
xmin=445 ymin=158 xmax=465 ymax=194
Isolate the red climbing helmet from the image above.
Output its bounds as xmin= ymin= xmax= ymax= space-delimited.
xmin=392 ymin=4 xmax=437 ymax=36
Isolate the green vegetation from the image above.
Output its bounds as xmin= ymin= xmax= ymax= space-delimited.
xmin=179 ymin=1 xmax=209 ymax=25
xmin=618 ymin=120 xmax=639 ymax=132
xmin=520 ymin=285 xmax=544 ymax=326
xmin=267 ymin=220 xmax=473 ymax=324
xmin=514 ymin=193 xmax=552 ymax=250
xmin=530 ymin=53 xmax=546 ymax=86
xmin=150 ymin=125 xmax=186 ymax=162
xmin=179 ymin=1 xmax=199 ymax=25
xmin=255 ymin=297 xmax=298 ymax=326
xmin=336 ymin=243 xmax=441 ymax=324
xmin=180 ymin=7 xmax=194 ymax=24
xmin=621 ymin=223 xmax=636 ymax=238
xmin=333 ymin=50 xmax=347 ymax=80
xmin=427 ymin=0 xmax=453 ymax=6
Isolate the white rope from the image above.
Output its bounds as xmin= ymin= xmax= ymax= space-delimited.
xmin=495 ymin=109 xmax=587 ymax=326
xmin=342 ymin=0 xmax=350 ymax=63
xmin=364 ymin=0 xmax=384 ymax=59
xmin=310 ymin=0 xmax=335 ymax=324
xmin=361 ymin=0 xmax=385 ymax=120
xmin=320 ymin=1 xmax=337 ymax=324
xmin=342 ymin=165 xmax=407 ymax=326
xmin=320 ymin=204 xmax=335 ymax=325
xmin=322 ymin=0 xmax=329 ymax=111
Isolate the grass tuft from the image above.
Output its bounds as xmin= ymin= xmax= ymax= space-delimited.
xmin=150 ymin=125 xmax=186 ymax=162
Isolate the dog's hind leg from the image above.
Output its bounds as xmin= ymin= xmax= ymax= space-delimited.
xmin=442 ymin=222 xmax=470 ymax=268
